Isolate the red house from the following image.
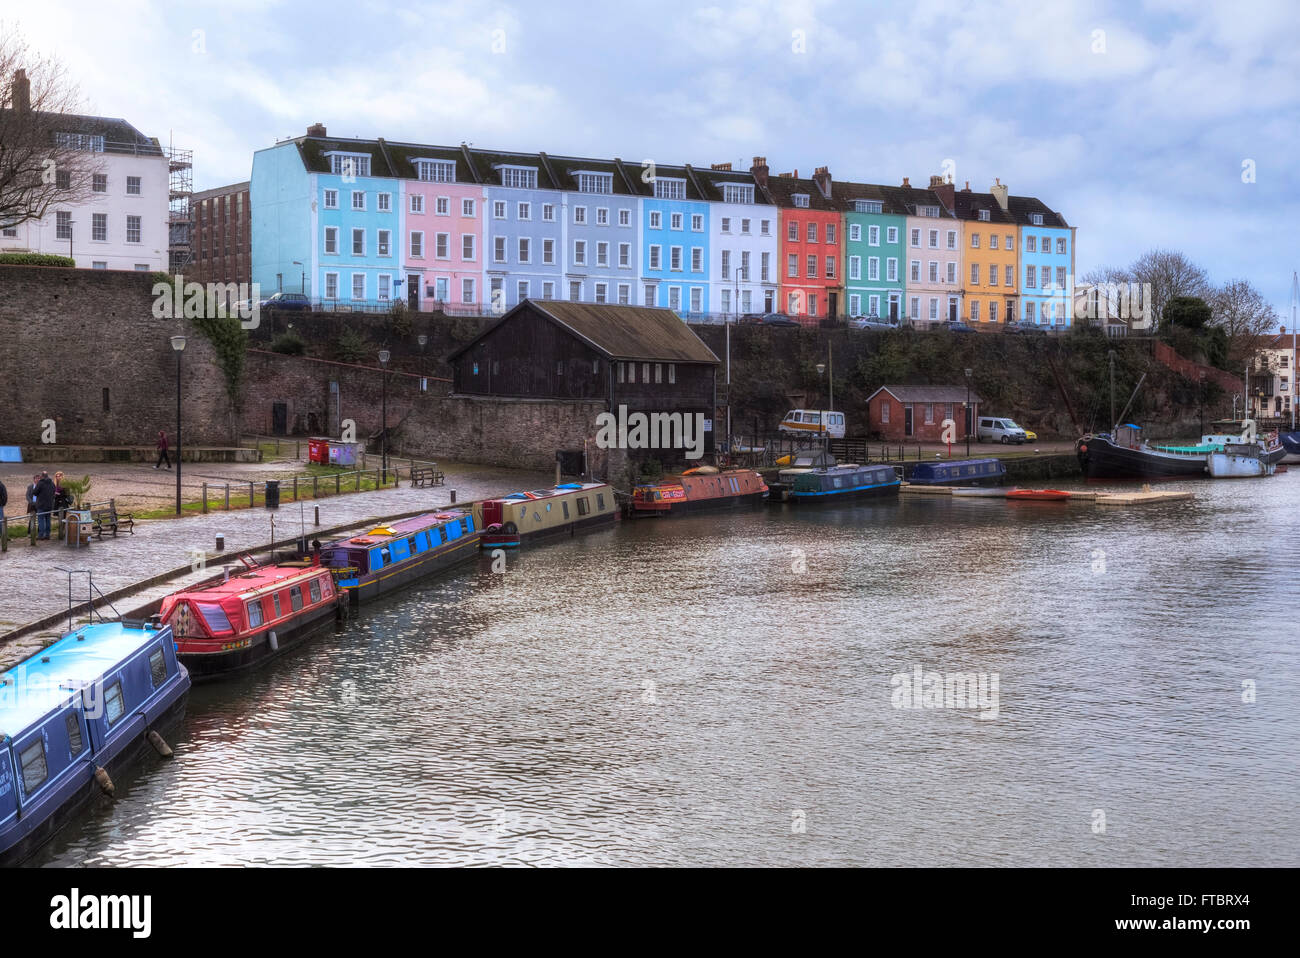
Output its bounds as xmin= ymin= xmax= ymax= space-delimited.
xmin=866 ymin=385 xmax=982 ymax=441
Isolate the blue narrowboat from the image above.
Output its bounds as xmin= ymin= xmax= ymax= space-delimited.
xmin=907 ymin=458 xmax=1007 ymax=486
xmin=319 ymin=510 xmax=481 ymax=607
xmin=0 ymin=621 xmax=190 ymax=866
xmin=788 ymin=464 xmax=901 ymax=501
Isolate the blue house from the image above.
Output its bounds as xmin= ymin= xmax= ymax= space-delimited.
xmin=639 ymin=163 xmax=711 ymax=316
xmin=1011 ymin=197 xmax=1074 ymax=327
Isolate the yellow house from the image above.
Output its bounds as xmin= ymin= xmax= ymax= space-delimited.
xmin=950 ymin=180 xmax=1019 ymax=328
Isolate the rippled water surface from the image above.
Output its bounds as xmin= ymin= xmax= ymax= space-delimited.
xmin=35 ymin=474 xmax=1300 ymax=866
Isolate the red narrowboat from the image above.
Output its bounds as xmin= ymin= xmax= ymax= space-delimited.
xmin=629 ymin=468 xmax=768 ymax=517
xmin=157 ymin=558 xmax=341 ymax=681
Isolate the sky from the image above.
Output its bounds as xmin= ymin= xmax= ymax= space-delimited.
xmin=8 ymin=0 xmax=1300 ymax=319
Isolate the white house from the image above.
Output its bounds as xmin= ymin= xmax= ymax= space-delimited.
xmin=1 ymin=79 xmax=170 ymax=271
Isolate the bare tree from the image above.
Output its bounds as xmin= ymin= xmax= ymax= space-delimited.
xmin=0 ymin=27 xmax=99 ymax=230
xmin=1130 ymin=249 xmax=1210 ymax=332
xmin=1210 ymin=278 xmax=1279 ymax=365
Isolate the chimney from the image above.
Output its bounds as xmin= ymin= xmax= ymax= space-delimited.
xmin=932 ymin=175 xmax=955 ymax=211
xmin=962 ymin=180 xmax=972 ymax=192
xmin=306 ymin=122 xmax=326 ymax=137
xmin=901 ymin=176 xmax=910 ymax=188
xmin=991 ymin=178 xmax=1009 ymax=210
xmin=812 ymin=166 xmax=832 ymax=198
xmin=750 ymin=156 xmax=769 ymax=189
xmin=11 ymin=69 xmax=30 ymax=113
xmin=711 ymin=162 xmax=732 ymax=171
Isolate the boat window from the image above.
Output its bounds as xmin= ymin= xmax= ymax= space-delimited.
xmin=370 ymin=549 xmax=384 ymax=571
xmin=104 ymin=681 xmax=125 ymax=726
xmin=562 ymin=500 xmax=570 ymax=520
xmin=247 ymin=599 xmax=264 ymax=628
xmin=439 ymin=526 xmax=448 ymax=544
xmin=198 ymin=603 xmax=233 ymax=633
xmin=309 ymin=578 xmax=322 ymax=603
xmin=381 ymin=547 xmax=391 ymax=564
xmin=546 ymin=503 xmax=552 ymax=512
xmin=272 ymin=592 xmax=282 ymax=618
xmin=20 ymin=740 xmax=47 ymax=794
xmin=597 ymin=493 xmax=606 ymax=510
xmin=149 ymin=647 xmax=168 ymax=688
xmin=320 ymin=577 xmax=332 ymax=597
xmin=290 ymin=586 xmax=303 ymax=611
xmin=66 ymin=712 xmax=85 ymax=756
xmin=577 ymin=497 xmax=590 ymax=516
xmin=408 ymin=536 xmax=418 ymax=555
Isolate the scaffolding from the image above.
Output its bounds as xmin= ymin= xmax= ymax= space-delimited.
xmin=167 ymin=140 xmax=193 ymax=274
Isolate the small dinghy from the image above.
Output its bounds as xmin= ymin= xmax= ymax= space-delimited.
xmin=1006 ymin=488 xmax=1071 ymax=500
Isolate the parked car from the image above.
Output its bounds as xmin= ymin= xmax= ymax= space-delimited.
xmin=849 ymin=315 xmax=899 ymax=331
xmin=944 ymin=321 xmax=976 ymax=334
xmin=976 ymin=417 xmax=1029 ymax=444
xmin=778 ymin=409 xmax=846 ymax=439
xmin=750 ymin=312 xmax=800 ymax=327
xmin=259 ymin=292 xmax=312 ymax=311
xmin=1022 ymin=427 xmax=1038 ymax=442
xmin=1003 ymin=320 xmax=1047 ymax=335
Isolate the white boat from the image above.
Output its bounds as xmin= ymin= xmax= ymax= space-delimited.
xmin=1207 ymin=446 xmax=1277 ymax=478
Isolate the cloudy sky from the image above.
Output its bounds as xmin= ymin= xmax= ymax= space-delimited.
xmin=10 ymin=0 xmax=1300 ymax=317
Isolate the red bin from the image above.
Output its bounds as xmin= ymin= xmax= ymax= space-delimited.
xmin=308 ymin=438 xmax=330 ymax=464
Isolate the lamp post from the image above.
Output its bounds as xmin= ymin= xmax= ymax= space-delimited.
xmin=965 ymin=367 xmax=973 ymax=457
xmin=170 ymin=335 xmax=186 ymax=516
xmin=816 ymin=360 xmax=829 ymax=458
xmin=67 ymin=220 xmax=74 ymax=263
xmin=1198 ymin=370 xmax=1205 ymax=437
xmin=379 ymin=349 xmax=390 ymax=483
xmin=293 ymin=260 xmax=304 ymax=295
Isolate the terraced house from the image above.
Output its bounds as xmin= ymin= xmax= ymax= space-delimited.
xmin=839 ymin=182 xmax=907 ymax=321
xmin=900 ymin=176 xmax=962 ymax=326
xmin=1012 ymin=197 xmax=1074 ymax=326
xmin=759 ymin=162 xmax=843 ymax=323
xmin=948 ymin=180 xmax=1019 ymax=327
xmin=702 ymin=163 xmax=779 ymax=318
xmin=640 ymin=162 xmax=711 ymax=315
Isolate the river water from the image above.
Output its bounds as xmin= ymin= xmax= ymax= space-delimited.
xmin=33 ymin=473 xmax=1300 ymax=867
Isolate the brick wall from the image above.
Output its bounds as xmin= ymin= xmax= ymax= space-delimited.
xmin=0 ymin=265 xmax=238 ymax=446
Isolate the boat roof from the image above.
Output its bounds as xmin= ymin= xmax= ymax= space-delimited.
xmin=170 ymin=563 xmax=321 ymax=600
xmin=0 ymin=622 xmax=171 ymax=736
xmin=333 ymin=510 xmax=470 ymax=547
xmin=493 ymin=482 xmax=608 ymax=502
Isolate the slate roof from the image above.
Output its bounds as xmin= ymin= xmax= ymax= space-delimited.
xmin=762 ymin=173 xmax=841 ymax=212
xmin=296 ymin=136 xmax=398 ymax=177
xmin=1007 ymin=194 xmax=1069 ymax=228
xmin=869 ymin=385 xmax=984 ymax=404
xmin=448 ymin=300 xmax=720 ymax=365
xmin=835 ymin=181 xmax=911 ymax=216
xmin=950 ymin=189 xmax=1017 ymax=225
xmin=0 ymin=110 xmax=162 ymax=156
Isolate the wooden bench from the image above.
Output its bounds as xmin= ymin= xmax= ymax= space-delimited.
xmin=409 ymin=466 xmax=445 ymax=488
xmin=90 ymin=505 xmax=135 ymax=538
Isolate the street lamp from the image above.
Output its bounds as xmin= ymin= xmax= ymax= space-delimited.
xmin=378 ymin=349 xmax=391 ymax=483
xmin=170 ymin=335 xmax=186 ymax=516
xmin=292 ymin=260 xmax=304 ymax=295
xmin=964 ymin=367 xmax=973 ymax=457
xmin=816 ymin=361 xmax=829 ymax=458
xmin=67 ymin=220 xmax=74 ymax=263
xmin=417 ymin=334 xmax=428 ymax=393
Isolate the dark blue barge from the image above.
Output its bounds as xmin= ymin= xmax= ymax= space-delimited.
xmin=907 ymin=458 xmax=1007 ymax=486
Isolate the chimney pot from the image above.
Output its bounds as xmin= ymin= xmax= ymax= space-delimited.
xmin=306 ymin=122 xmax=327 ymax=137
xmin=711 ymin=162 xmax=732 ymax=170
xmin=929 ymin=174 xmax=943 ymax=188
xmin=902 ymin=176 xmax=910 ymax=188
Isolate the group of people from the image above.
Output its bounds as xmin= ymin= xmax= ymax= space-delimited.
xmin=0 ymin=471 xmax=73 ymax=543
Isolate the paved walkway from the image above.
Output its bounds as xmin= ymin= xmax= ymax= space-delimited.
xmin=0 ymin=463 xmax=552 ymax=664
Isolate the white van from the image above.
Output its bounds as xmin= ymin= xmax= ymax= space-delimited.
xmin=778 ymin=409 xmax=846 ymax=440
xmin=977 ymin=417 xmax=1028 ymax=444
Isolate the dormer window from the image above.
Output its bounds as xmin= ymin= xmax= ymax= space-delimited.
xmin=54 ymin=132 xmax=105 ymax=152
xmin=918 ymin=205 xmax=940 ymax=217
xmin=1030 ymin=213 xmax=1044 ymax=225
xmin=854 ymin=200 xmax=883 ymax=214
xmin=413 ymin=159 xmax=456 ymax=183
xmin=792 ymin=194 xmax=810 ymax=208
xmin=977 ymin=209 xmax=991 ymax=221
xmin=575 ymin=171 xmax=613 ymax=194
xmin=653 ymin=178 xmax=686 ymax=200
xmin=722 ymin=184 xmax=754 ymax=204
xmin=326 ymin=152 xmax=371 ymax=177
xmin=498 ymin=166 xmax=538 ymax=189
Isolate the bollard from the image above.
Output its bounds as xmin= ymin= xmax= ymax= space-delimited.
xmin=335 ymin=474 xmax=341 ymax=495
xmin=356 ymin=471 xmax=361 ymax=491
xmin=249 ymin=481 xmax=255 ymax=508
xmin=224 ymin=483 xmax=230 ymax=510
xmin=216 ymin=533 xmax=225 ymax=551
xmin=314 ymin=505 xmax=320 ymax=527
xmin=292 ymin=476 xmax=298 ymax=501
xmin=202 ymin=482 xmax=208 ymax=514
xmin=449 ymin=490 xmax=456 ymax=504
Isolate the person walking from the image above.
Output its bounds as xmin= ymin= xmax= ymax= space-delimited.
xmin=156 ymin=430 xmax=172 ymax=469
xmin=34 ymin=471 xmax=56 ymax=541
xmin=0 ymin=476 xmax=7 ymax=526
xmin=25 ymin=473 xmax=39 ymax=537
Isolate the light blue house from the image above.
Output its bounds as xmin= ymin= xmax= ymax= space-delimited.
xmin=251 ymin=124 xmax=405 ymax=309
xmin=639 ymin=163 xmax=711 ymax=315
xmin=1012 ymin=199 xmax=1074 ymax=326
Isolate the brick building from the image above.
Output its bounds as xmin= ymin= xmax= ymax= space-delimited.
xmin=866 ymin=384 xmax=982 ymax=441
xmin=191 ymin=181 xmax=251 ymax=294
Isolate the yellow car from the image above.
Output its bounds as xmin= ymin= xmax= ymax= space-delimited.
xmin=1022 ymin=428 xmax=1038 ymax=442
